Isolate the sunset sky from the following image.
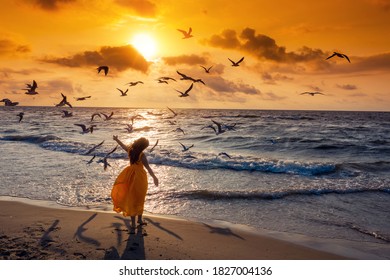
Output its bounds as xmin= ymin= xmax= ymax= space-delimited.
xmin=1 ymin=0 xmax=389 ymax=110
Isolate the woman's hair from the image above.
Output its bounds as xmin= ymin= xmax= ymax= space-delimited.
xmin=128 ymin=137 xmax=149 ymax=164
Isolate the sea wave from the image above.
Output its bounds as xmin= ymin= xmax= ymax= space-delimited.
xmin=151 ymin=187 xmax=390 ymax=201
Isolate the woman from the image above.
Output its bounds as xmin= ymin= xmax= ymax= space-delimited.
xmin=111 ymin=135 xmax=159 ymax=233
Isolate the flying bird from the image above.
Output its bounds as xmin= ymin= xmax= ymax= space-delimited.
xmin=201 ymin=65 xmax=213 ymax=73
xmin=125 ymin=124 xmax=133 ymax=133
xmin=97 ymin=65 xmax=109 ymax=75
xmin=157 ymin=79 xmax=168 ymax=84
xmin=149 ymin=139 xmax=159 ymax=153
xmin=23 ymin=80 xmax=38 ymax=95
xmin=85 ymin=140 xmax=105 ymax=155
xmin=74 ymin=124 xmax=96 ymax=134
xmin=167 ymin=107 xmax=178 ymax=118
xmin=117 ymin=88 xmax=128 ymax=96
xmin=177 ymin=27 xmax=193 ymax=39
xmin=300 ymin=91 xmax=325 ymax=96
xmin=1 ymin=98 xmax=19 ymax=106
xmin=228 ymin=57 xmax=244 ymax=67
xmin=90 ymin=113 xmax=101 ymax=122
xmin=173 ymin=127 xmax=185 ymax=135
xmin=97 ymin=157 xmax=111 ymax=171
xmin=218 ymin=152 xmax=232 ymax=159
xmin=17 ymin=112 xmax=24 ymax=122
xmin=176 ymin=83 xmax=193 ymax=97
xmin=86 ymin=155 xmax=96 ymax=165
xmin=326 ymin=52 xmax=350 ymax=63
xmin=159 ymin=76 xmax=176 ymax=82
xmin=75 ymin=96 xmax=91 ymax=101
xmin=101 ymin=112 xmax=114 ymax=120
xmin=126 ymin=81 xmax=143 ymax=86
xmin=62 ymin=110 xmax=73 ymax=117
xmin=55 ymin=93 xmax=73 ymax=108
xmin=179 ymin=142 xmax=194 ymax=152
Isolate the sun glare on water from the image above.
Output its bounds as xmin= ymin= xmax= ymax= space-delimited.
xmin=130 ymin=33 xmax=157 ymax=61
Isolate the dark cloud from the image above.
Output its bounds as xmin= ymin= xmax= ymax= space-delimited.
xmin=206 ymin=76 xmax=261 ymax=95
xmin=0 ymin=39 xmax=30 ymax=56
xmin=205 ymin=27 xmax=326 ymax=63
xmin=26 ymin=0 xmax=77 ymax=11
xmin=41 ymin=45 xmax=149 ymax=73
xmin=163 ymin=54 xmax=207 ymax=66
xmin=115 ymin=0 xmax=157 ymax=17
xmin=261 ymin=72 xmax=293 ymax=84
xmin=337 ymin=84 xmax=357 ymax=90
xmin=262 ymin=92 xmax=286 ymax=101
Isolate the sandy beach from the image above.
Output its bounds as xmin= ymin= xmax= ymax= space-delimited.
xmin=0 ymin=198 xmax=349 ymax=260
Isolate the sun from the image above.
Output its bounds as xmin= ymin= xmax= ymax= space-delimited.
xmin=130 ymin=33 xmax=157 ymax=61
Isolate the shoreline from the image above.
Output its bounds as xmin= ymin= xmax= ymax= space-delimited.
xmin=0 ymin=196 xmax=383 ymax=260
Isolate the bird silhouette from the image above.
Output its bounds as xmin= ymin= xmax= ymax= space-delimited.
xmin=55 ymin=93 xmax=72 ymax=108
xmin=176 ymin=83 xmax=194 ymax=97
xmin=101 ymin=112 xmax=114 ymax=120
xmin=228 ymin=57 xmax=244 ymax=66
xmin=23 ymin=80 xmax=38 ymax=95
xmin=74 ymin=124 xmax=96 ymax=134
xmin=97 ymin=66 xmax=109 ymax=75
xmin=17 ymin=112 xmax=24 ymax=122
xmin=62 ymin=110 xmax=73 ymax=117
xmin=300 ymin=91 xmax=325 ymax=96
xmin=326 ymin=52 xmax=350 ymax=63
xmin=126 ymin=81 xmax=143 ymax=86
xmin=117 ymin=88 xmax=128 ymax=96
xmin=177 ymin=27 xmax=193 ymax=39
xmin=1 ymin=98 xmax=19 ymax=106
xmin=179 ymin=142 xmax=194 ymax=152
xmin=201 ymin=65 xmax=213 ymax=73
xmin=75 ymin=96 xmax=91 ymax=101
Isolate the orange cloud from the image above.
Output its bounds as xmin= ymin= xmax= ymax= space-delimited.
xmin=206 ymin=76 xmax=261 ymax=95
xmin=115 ymin=0 xmax=157 ymax=17
xmin=0 ymin=39 xmax=31 ymax=56
xmin=206 ymin=27 xmax=326 ymax=63
xmin=24 ymin=0 xmax=77 ymax=11
xmin=162 ymin=54 xmax=207 ymax=66
xmin=41 ymin=45 xmax=149 ymax=73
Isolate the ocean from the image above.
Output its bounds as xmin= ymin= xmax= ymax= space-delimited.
xmin=1 ymin=106 xmax=389 ymax=258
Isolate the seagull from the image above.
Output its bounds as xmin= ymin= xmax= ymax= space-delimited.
xmin=97 ymin=65 xmax=109 ymax=75
xmin=55 ymin=93 xmax=73 ymax=108
xmin=85 ymin=140 xmax=105 ymax=155
xmin=126 ymin=81 xmax=143 ymax=86
xmin=125 ymin=124 xmax=133 ymax=133
xmin=201 ymin=65 xmax=213 ymax=73
xmin=218 ymin=152 xmax=232 ymax=159
xmin=101 ymin=112 xmax=114 ymax=120
xmin=86 ymin=155 xmax=96 ymax=165
xmin=117 ymin=88 xmax=128 ymax=96
xmin=173 ymin=127 xmax=185 ymax=135
xmin=149 ymin=139 xmax=159 ymax=153
xmin=91 ymin=113 xmax=101 ymax=122
xmin=177 ymin=27 xmax=193 ymax=39
xmin=17 ymin=112 xmax=24 ymax=122
xmin=74 ymin=124 xmax=96 ymax=134
xmin=326 ymin=52 xmax=350 ymax=63
xmin=62 ymin=110 xmax=73 ymax=117
xmin=97 ymin=145 xmax=118 ymax=169
xmin=202 ymin=120 xmax=226 ymax=135
xmin=159 ymin=76 xmax=176 ymax=82
xmin=176 ymin=83 xmax=193 ymax=97
xmin=300 ymin=91 xmax=325 ymax=96
xmin=179 ymin=142 xmax=194 ymax=152
xmin=1 ymin=98 xmax=19 ymax=106
xmin=228 ymin=57 xmax=244 ymax=67
xmin=167 ymin=107 xmax=178 ymax=118
xmin=176 ymin=71 xmax=204 ymax=84
xmin=97 ymin=157 xmax=111 ymax=171
xmin=157 ymin=79 xmax=168 ymax=84
xmin=23 ymin=80 xmax=38 ymax=95
xmin=75 ymin=96 xmax=91 ymax=101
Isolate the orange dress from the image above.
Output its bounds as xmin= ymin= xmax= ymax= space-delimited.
xmin=111 ymin=152 xmax=148 ymax=217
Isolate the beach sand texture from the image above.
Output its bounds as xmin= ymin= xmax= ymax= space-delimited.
xmin=0 ymin=200 xmax=346 ymax=260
